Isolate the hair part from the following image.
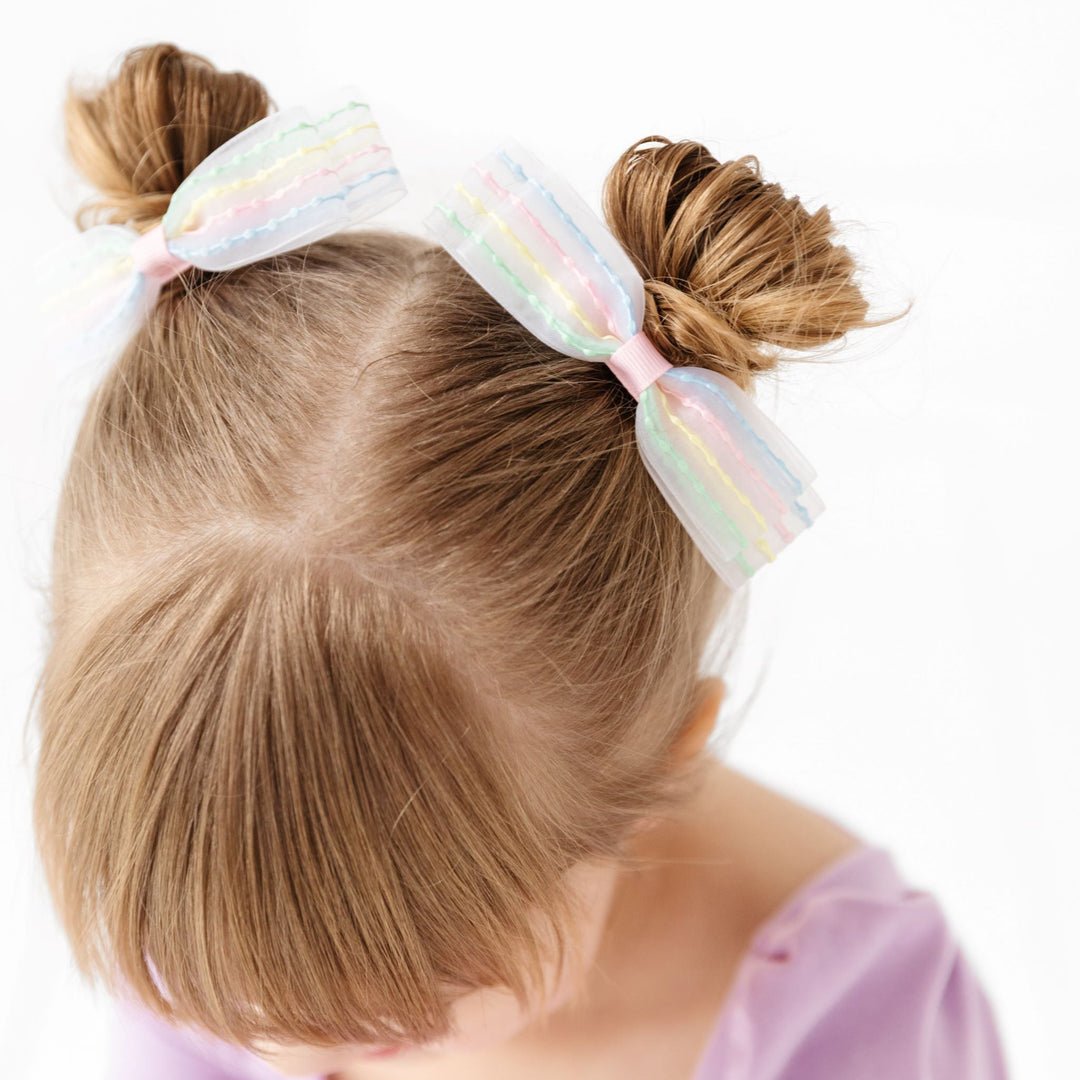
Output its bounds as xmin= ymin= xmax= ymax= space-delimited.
xmin=31 ymin=42 xmax=910 ymax=1051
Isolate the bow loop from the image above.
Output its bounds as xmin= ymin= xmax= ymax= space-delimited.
xmin=423 ymin=137 xmax=640 ymax=361
xmin=35 ymin=223 xmax=159 ymax=369
xmin=163 ymin=91 xmax=404 ymax=270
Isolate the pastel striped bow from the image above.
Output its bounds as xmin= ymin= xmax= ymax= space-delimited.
xmin=35 ymin=89 xmax=406 ymax=370
xmin=422 ymin=137 xmax=824 ymax=591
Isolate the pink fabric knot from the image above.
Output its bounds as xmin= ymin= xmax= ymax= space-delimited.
xmin=605 ymin=331 xmax=673 ymax=401
xmin=130 ymin=223 xmax=194 ymax=285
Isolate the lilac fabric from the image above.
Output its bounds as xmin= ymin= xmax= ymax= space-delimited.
xmin=689 ymin=843 xmax=1010 ymax=1078
xmin=106 ymin=844 xmax=1010 ymax=1079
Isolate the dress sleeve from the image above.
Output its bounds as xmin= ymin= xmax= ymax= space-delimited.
xmin=692 ymin=848 xmax=1012 ymax=1080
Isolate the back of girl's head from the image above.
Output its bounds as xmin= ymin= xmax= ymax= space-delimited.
xmin=31 ymin=41 xmax=904 ymax=1053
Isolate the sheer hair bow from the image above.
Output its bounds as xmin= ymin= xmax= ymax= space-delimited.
xmin=423 ymin=138 xmax=824 ymax=590
xmin=35 ymin=89 xmax=406 ymax=371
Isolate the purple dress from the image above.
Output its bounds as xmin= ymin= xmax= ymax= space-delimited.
xmin=106 ymin=843 xmax=1010 ymax=1079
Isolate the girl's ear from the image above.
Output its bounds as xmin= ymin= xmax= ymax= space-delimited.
xmin=624 ymin=677 xmax=727 ymax=843
xmin=669 ymin=677 xmax=726 ymax=769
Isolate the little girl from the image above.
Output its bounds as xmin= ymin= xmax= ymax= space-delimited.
xmin=31 ymin=42 xmax=1010 ymax=1079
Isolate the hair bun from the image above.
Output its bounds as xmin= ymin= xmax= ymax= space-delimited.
xmin=63 ymin=42 xmax=273 ymax=232
xmin=601 ymin=136 xmax=902 ymax=390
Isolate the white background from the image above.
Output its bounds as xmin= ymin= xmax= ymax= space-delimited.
xmin=1 ymin=2 xmax=1076 ymax=1077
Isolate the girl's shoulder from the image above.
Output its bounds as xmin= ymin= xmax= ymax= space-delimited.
xmin=690 ymin=764 xmax=1011 ymax=1080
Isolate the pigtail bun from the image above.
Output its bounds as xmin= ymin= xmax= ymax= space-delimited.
xmin=602 ymin=136 xmax=908 ymax=391
xmin=63 ymin=42 xmax=272 ymax=231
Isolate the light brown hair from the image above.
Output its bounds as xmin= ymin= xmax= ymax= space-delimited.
xmin=30 ymin=41 xmax=909 ymax=1052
